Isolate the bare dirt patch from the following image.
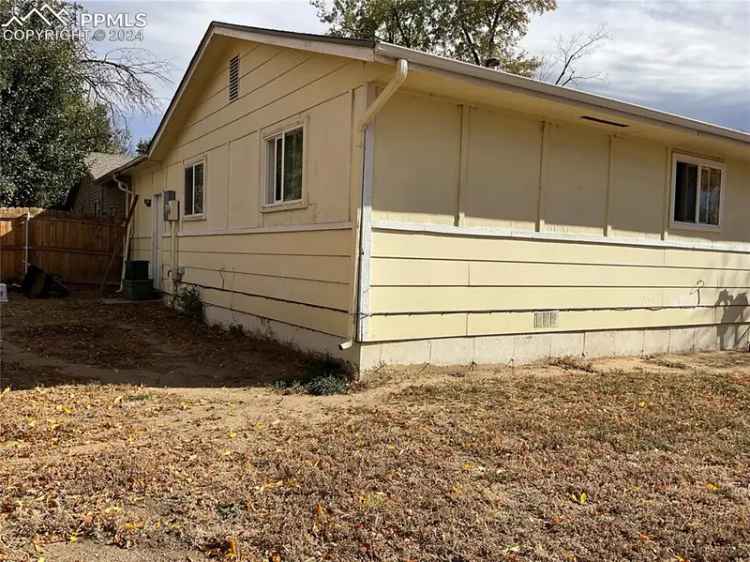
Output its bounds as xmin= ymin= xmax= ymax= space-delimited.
xmin=1 ymin=290 xmax=324 ymax=389
xmin=1 ymin=291 xmax=749 ymax=561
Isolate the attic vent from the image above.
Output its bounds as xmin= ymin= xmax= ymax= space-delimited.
xmin=228 ymin=55 xmax=240 ymax=102
xmin=581 ymin=115 xmax=628 ymax=128
xmin=534 ymin=310 xmax=559 ymax=330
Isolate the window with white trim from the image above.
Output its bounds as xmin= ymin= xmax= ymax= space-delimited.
xmin=265 ymin=126 xmax=303 ymax=204
xmin=671 ymin=154 xmax=724 ymax=228
xmin=184 ymin=161 xmax=205 ymax=217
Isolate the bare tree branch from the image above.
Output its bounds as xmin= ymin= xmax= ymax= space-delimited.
xmin=76 ymin=47 xmax=172 ymax=130
xmin=485 ymin=0 xmax=507 ymax=62
xmin=457 ymin=0 xmax=482 ymax=66
xmin=538 ymin=25 xmax=609 ymax=87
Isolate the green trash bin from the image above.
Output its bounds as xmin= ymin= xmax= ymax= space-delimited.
xmin=124 ymin=279 xmax=154 ymax=300
xmin=125 ymin=260 xmax=149 ymax=281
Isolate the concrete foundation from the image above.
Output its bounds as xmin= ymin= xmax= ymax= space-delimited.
xmin=178 ymin=299 xmax=750 ymax=374
xmin=202 ymin=302 xmax=357 ymax=364
xmin=358 ymin=324 xmax=750 ymax=371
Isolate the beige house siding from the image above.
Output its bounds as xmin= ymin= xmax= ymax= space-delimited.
xmin=129 ymin=40 xmax=377 ymax=358
xmin=121 ymin=25 xmax=750 ymax=370
xmin=363 ymin=91 xmax=750 ymax=366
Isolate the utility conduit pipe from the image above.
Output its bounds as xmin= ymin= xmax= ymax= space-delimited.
xmin=114 ymin=174 xmax=135 ymax=292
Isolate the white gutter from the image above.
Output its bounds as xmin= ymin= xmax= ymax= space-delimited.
xmin=374 ymin=43 xmax=750 ymax=148
xmin=352 ymin=59 xmax=408 ymax=347
xmin=114 ymin=174 xmax=135 ymax=292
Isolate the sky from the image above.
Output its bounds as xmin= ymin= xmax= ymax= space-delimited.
xmin=81 ymin=0 xmax=750 ymax=146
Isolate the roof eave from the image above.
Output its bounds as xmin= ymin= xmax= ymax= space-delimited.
xmin=374 ymin=43 xmax=750 ymax=148
xmin=145 ymin=22 xmax=379 ymax=162
xmin=94 ymin=155 xmax=148 ymax=183
xmin=138 ymin=23 xmax=748 ymax=174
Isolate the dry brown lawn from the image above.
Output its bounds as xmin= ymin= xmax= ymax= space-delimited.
xmin=1 ymin=291 xmax=749 ymax=562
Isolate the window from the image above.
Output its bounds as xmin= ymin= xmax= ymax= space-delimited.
xmin=265 ymin=126 xmax=304 ymax=204
xmin=184 ymin=161 xmax=205 ymax=217
xmin=671 ymin=154 xmax=724 ymax=228
xmin=228 ymin=55 xmax=239 ymax=102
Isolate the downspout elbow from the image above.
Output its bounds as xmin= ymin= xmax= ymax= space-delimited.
xmin=113 ymin=173 xmax=133 ymax=195
xmin=359 ymin=59 xmax=408 ymax=131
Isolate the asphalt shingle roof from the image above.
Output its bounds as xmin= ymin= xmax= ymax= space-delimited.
xmin=85 ymin=152 xmax=133 ymax=181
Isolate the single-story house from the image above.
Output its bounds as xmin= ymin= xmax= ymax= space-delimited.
xmin=110 ymin=22 xmax=750 ymax=370
xmin=63 ymin=152 xmax=132 ymax=217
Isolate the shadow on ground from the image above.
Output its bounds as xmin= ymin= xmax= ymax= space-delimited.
xmin=0 ymin=288 xmax=320 ymax=390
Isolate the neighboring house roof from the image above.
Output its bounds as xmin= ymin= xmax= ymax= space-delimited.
xmin=119 ymin=21 xmax=750 ymax=175
xmin=85 ymin=152 xmax=133 ymax=182
xmin=62 ymin=152 xmax=132 ymax=210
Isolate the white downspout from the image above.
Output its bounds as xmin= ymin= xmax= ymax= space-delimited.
xmin=114 ymin=174 xmax=134 ymax=292
xmin=24 ymin=210 xmax=30 ymax=273
xmin=350 ymin=59 xmax=408 ymax=348
xmin=358 ymin=59 xmax=408 ymax=132
xmin=170 ymin=219 xmax=178 ymax=297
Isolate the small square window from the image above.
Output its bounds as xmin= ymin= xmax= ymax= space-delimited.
xmin=671 ymin=155 xmax=724 ymax=228
xmin=184 ymin=161 xmax=205 ymax=217
xmin=265 ymin=126 xmax=304 ymax=205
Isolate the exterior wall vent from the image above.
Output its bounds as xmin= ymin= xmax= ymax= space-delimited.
xmin=581 ymin=115 xmax=628 ymax=128
xmin=534 ymin=310 xmax=559 ymax=329
xmin=228 ymin=55 xmax=240 ymax=102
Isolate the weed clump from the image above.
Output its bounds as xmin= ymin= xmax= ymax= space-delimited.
xmin=550 ymin=355 xmax=595 ymax=373
xmin=273 ymin=355 xmax=352 ymax=396
xmin=173 ymin=285 xmax=203 ymax=321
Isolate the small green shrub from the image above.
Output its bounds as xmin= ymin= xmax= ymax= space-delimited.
xmin=304 ymin=374 xmax=348 ymax=396
xmin=173 ymin=285 xmax=203 ymax=321
xmin=273 ymin=355 xmax=352 ymax=396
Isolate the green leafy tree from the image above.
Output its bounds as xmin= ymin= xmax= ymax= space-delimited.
xmin=312 ymin=0 xmax=556 ymax=75
xmin=0 ymin=0 xmax=168 ymax=207
xmin=135 ymin=138 xmax=150 ymax=155
xmin=1 ymin=3 xmax=90 ymax=206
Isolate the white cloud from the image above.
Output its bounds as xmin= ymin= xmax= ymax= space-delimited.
xmin=81 ymin=0 xmax=750 ymax=142
xmin=521 ymin=0 xmax=750 ymax=130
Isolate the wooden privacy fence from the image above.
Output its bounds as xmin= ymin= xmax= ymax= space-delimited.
xmin=0 ymin=208 xmax=125 ymax=285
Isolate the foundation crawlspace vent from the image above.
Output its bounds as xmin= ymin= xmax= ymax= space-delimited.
xmin=534 ymin=310 xmax=559 ymax=329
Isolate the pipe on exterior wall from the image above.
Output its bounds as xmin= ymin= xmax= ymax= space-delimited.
xmin=24 ymin=210 xmax=30 ymax=273
xmin=354 ymin=59 xmax=408 ymax=346
xmin=358 ymin=59 xmax=408 ymax=131
xmin=170 ymin=219 xmax=179 ymax=296
xmin=114 ymin=174 xmax=135 ymax=292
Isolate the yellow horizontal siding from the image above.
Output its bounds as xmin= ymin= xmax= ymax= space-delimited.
xmin=170 ymin=61 xmax=362 ymax=161
xmin=200 ymin=287 xmax=349 ymax=337
xmin=372 ymin=231 xmax=750 ymax=269
xmin=182 ymin=267 xmax=350 ymax=311
xmin=126 ymin=41 xmax=364 ymax=342
xmin=178 ymin=50 xmax=332 ymax=147
xmin=371 ymin=258 xmax=750 ymax=287
xmin=369 ymin=307 xmax=749 ymax=342
xmin=367 ymin=229 xmax=750 ymax=342
xmin=187 ymin=44 xmax=282 ymax=125
xmin=370 ymin=286 xmax=748 ymax=314
xmin=177 ymin=229 xmax=350 ymax=256
xmin=179 ymin=252 xmax=351 ymax=284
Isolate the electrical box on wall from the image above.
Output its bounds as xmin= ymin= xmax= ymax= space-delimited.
xmin=165 ymin=200 xmax=179 ymax=222
xmin=163 ymin=190 xmax=178 ymax=221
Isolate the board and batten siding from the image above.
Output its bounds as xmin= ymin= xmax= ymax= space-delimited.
xmin=129 ymin=39 xmax=373 ymax=349
xmin=367 ymin=92 xmax=750 ymax=355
